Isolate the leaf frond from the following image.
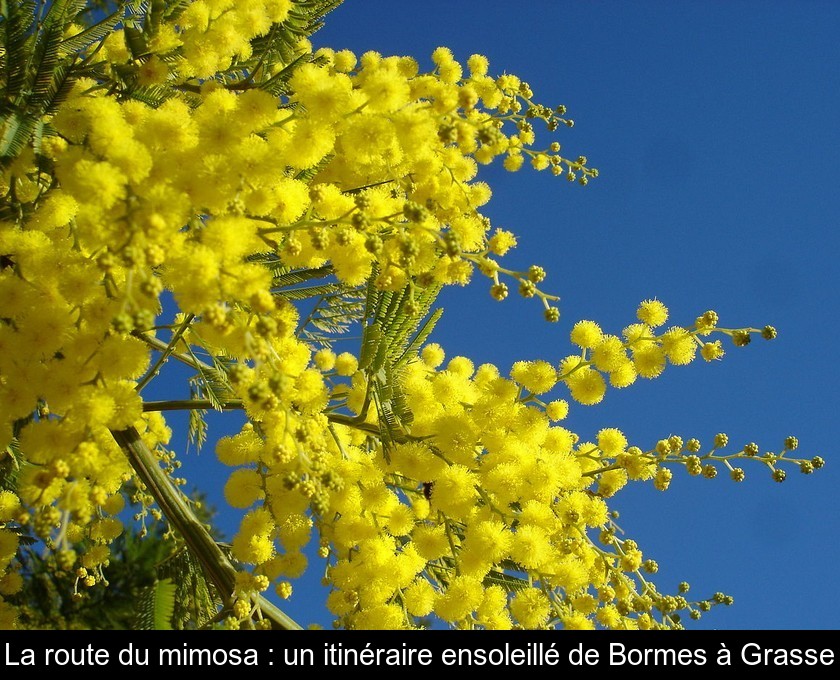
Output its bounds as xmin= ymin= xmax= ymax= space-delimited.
xmin=134 ymin=578 xmax=176 ymax=630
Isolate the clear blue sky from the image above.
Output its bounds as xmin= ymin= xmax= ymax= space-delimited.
xmin=173 ymin=1 xmax=840 ymax=630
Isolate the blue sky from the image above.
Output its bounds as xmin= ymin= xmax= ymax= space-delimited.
xmin=172 ymin=1 xmax=840 ymax=629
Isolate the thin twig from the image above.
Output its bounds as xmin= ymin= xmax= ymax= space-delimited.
xmin=133 ymin=331 xmax=214 ymax=372
xmin=142 ymin=398 xmax=383 ymax=437
xmin=135 ymin=314 xmax=195 ymax=393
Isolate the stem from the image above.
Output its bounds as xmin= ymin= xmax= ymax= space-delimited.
xmin=133 ymin=331 xmax=215 ymax=372
xmin=326 ymin=412 xmax=381 ymax=437
xmin=441 ymin=515 xmax=461 ymax=577
xmin=135 ymin=314 xmax=195 ymax=393
xmin=581 ymin=462 xmax=624 ymax=477
xmin=143 ymin=399 xmax=244 ymax=412
xmin=111 ymin=426 xmax=302 ymax=630
xmin=142 ymin=399 xmax=384 ymax=437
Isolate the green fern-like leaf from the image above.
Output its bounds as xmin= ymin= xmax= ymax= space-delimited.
xmin=1 ymin=0 xmax=37 ymax=102
xmin=33 ymin=58 xmax=77 ymax=115
xmin=257 ymin=52 xmax=307 ymax=96
xmin=0 ymin=438 xmax=26 ymax=492
xmin=396 ymin=307 xmax=443 ymax=367
xmin=187 ymin=406 xmax=208 ymax=452
xmin=0 ymin=0 xmax=98 ymax=167
xmin=358 ymin=322 xmax=383 ymax=371
xmin=389 ymin=383 xmax=413 ymax=427
xmin=483 ymin=569 xmax=529 ymax=593
xmin=274 ymin=281 xmax=346 ymax=301
xmin=0 ymin=112 xmax=37 ymax=162
xmin=134 ymin=578 xmax=176 ymax=630
xmin=349 ymin=281 xmax=443 ymax=447
xmin=161 ymin=0 xmax=193 ymax=22
xmin=361 ymin=280 xmax=442 ymax=368
xmin=298 ymin=285 xmax=366 ymax=346
xmin=293 ymin=151 xmax=333 ymax=182
xmin=221 ymin=0 xmax=342 ymax=92
xmin=187 ymin=354 xmax=236 ymax=413
xmin=42 ymin=0 xmax=88 ymax=30
xmin=157 ymin=545 xmax=222 ymax=629
xmin=122 ymin=82 xmax=173 ymax=107
xmin=29 ymin=23 xmax=62 ymax=97
xmin=264 ymin=261 xmax=335 ymax=289
xmin=252 ymin=257 xmax=333 ymax=283
xmin=58 ymin=2 xmax=125 ymax=55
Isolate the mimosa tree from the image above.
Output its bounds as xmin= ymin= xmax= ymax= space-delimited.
xmin=0 ymin=0 xmax=822 ymax=630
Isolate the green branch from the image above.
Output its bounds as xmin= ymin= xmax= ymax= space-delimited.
xmin=142 ymin=399 xmax=383 ymax=436
xmin=110 ymin=426 xmax=302 ymax=630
